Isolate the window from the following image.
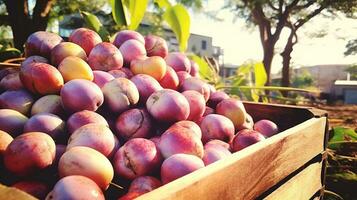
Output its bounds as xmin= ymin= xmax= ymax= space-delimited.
xmin=201 ymin=40 xmax=207 ymax=50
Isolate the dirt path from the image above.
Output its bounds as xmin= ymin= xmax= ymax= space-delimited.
xmin=315 ymin=104 xmax=357 ymax=129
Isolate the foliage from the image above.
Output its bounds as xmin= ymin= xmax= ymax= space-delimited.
xmin=326 ymin=127 xmax=357 ymax=199
xmin=345 ymin=64 xmax=357 ymax=80
xmin=291 ymin=70 xmax=314 ymax=88
xmin=82 ymin=0 xmax=191 ymax=52
xmin=345 ymin=39 xmax=357 ymax=56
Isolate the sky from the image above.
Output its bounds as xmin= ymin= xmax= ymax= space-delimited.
xmin=189 ymin=2 xmax=357 ymax=74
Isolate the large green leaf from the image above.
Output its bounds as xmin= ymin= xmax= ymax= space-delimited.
xmin=154 ymin=0 xmax=172 ymax=9
xmin=329 ymin=127 xmax=357 ymax=150
xmin=163 ymin=4 xmax=190 ymax=52
xmin=80 ymin=11 xmax=110 ymax=41
xmin=254 ymin=61 xmax=267 ymax=86
xmin=127 ymin=0 xmax=149 ymax=30
xmin=108 ymin=0 xmax=128 ymax=27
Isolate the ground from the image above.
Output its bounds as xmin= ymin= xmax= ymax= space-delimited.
xmin=315 ymin=104 xmax=357 ymax=129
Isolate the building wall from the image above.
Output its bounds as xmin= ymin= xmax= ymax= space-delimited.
xmin=293 ymin=64 xmax=349 ymax=93
xmin=186 ymin=34 xmax=213 ymax=57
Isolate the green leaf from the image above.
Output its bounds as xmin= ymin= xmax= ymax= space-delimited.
xmin=108 ymin=0 xmax=128 ymax=27
xmin=237 ymin=62 xmax=252 ymax=75
xmin=189 ymin=54 xmax=215 ymax=82
xmin=323 ymin=190 xmax=344 ymax=200
xmin=127 ymin=0 xmax=149 ymax=30
xmin=154 ymin=0 xmax=172 ymax=9
xmin=163 ymin=4 xmax=191 ymax=52
xmin=80 ymin=11 xmax=110 ymax=41
xmin=254 ymin=61 xmax=267 ymax=86
xmin=329 ymin=127 xmax=357 ymax=149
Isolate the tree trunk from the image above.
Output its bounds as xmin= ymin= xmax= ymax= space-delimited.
xmin=4 ymin=0 xmax=52 ymax=51
xmin=263 ymin=39 xmax=275 ymax=86
xmin=280 ymin=26 xmax=298 ymax=96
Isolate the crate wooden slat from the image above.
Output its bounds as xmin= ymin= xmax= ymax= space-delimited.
xmin=138 ymin=116 xmax=327 ymax=200
xmin=264 ymin=161 xmax=323 ymax=200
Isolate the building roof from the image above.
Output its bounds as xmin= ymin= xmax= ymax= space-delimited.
xmin=334 ymin=80 xmax=357 ymax=86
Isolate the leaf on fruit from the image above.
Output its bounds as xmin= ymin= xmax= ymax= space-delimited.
xmin=80 ymin=11 xmax=110 ymax=41
xmin=108 ymin=0 xmax=128 ymax=27
xmin=154 ymin=0 xmax=172 ymax=9
xmin=163 ymin=4 xmax=190 ymax=52
xmin=127 ymin=0 xmax=149 ymax=30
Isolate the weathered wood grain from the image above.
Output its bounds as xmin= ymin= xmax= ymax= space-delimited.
xmin=264 ymin=162 xmax=323 ymax=200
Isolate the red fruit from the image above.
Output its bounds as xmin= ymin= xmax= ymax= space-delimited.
xmin=12 ymin=181 xmax=50 ymax=199
xmin=0 ymin=130 xmax=13 ymax=157
xmin=161 ymin=154 xmax=204 ymax=184
xmin=69 ymin=28 xmax=102 ymax=55
xmin=144 ymin=35 xmax=168 ymax=58
xmin=20 ymin=62 xmax=64 ymax=95
xmin=0 ymin=89 xmax=34 ymax=115
xmin=182 ymin=90 xmax=206 ymax=121
xmin=176 ymin=71 xmax=191 ymax=87
xmin=146 ymin=89 xmax=190 ymax=123
xmin=113 ymin=138 xmax=162 ymax=180
xmin=204 ymin=139 xmax=230 ymax=151
xmin=0 ymin=109 xmax=28 ymax=137
xmin=25 ymin=31 xmax=63 ymax=58
xmin=24 ymin=113 xmax=66 ymax=143
xmin=67 ymin=110 xmax=108 ymax=134
xmin=128 ymin=176 xmax=162 ymax=193
xmin=189 ymin=60 xmax=199 ymax=77
xmin=203 ymin=106 xmax=215 ymax=117
xmin=46 ymin=175 xmax=105 ymax=200
xmin=109 ymin=68 xmax=134 ymax=79
xmin=31 ymin=95 xmax=64 ymax=116
xmin=50 ymin=42 xmax=87 ymax=66
xmin=200 ymin=114 xmax=235 ymax=144
xmin=230 ymin=129 xmax=265 ymax=152
xmin=131 ymin=74 xmax=163 ymax=104
xmin=202 ymin=145 xmax=231 ymax=166
xmin=170 ymin=120 xmax=202 ymax=139
xmin=159 ymin=126 xmax=204 ymax=159
xmin=119 ymin=39 xmax=146 ymax=66
xmin=60 ymin=79 xmax=104 ymax=112
xmin=58 ymin=146 xmax=114 ymax=190
xmin=67 ymin=123 xmax=119 ymax=158
xmin=0 ymin=72 xmax=24 ymax=90
xmin=102 ymin=78 xmax=139 ymax=113
xmin=115 ymin=108 xmax=152 ymax=140
xmin=216 ymin=98 xmax=247 ymax=130
xmin=207 ymin=91 xmax=230 ymax=109
xmin=88 ymin=42 xmax=123 ymax=71
xmin=253 ymin=119 xmax=279 ymax=138
xmin=237 ymin=113 xmax=254 ymax=131
xmin=113 ymin=30 xmax=145 ymax=48
xmin=165 ymin=52 xmax=191 ymax=73
xmin=180 ymin=77 xmax=211 ymax=102
xmin=54 ymin=144 xmax=66 ymax=166
xmin=159 ymin=66 xmax=179 ymax=90
xmin=92 ymin=70 xmax=114 ymax=88
xmin=4 ymin=132 xmax=56 ymax=176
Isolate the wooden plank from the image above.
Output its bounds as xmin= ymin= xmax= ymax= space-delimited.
xmin=264 ymin=162 xmax=323 ymax=200
xmin=0 ymin=184 xmax=37 ymax=200
xmin=138 ymin=117 xmax=327 ymax=200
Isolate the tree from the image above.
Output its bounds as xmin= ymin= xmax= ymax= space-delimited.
xmin=345 ymin=39 xmax=357 ymax=56
xmin=1 ymin=0 xmax=106 ymax=51
xmin=226 ymin=0 xmax=357 ymax=87
xmin=346 ymin=64 xmax=357 ymax=80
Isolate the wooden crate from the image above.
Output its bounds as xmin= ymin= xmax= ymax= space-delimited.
xmin=0 ymin=102 xmax=328 ymax=200
xmin=137 ymin=102 xmax=328 ymax=200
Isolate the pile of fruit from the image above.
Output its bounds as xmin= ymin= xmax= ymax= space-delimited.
xmin=0 ymin=28 xmax=279 ymax=200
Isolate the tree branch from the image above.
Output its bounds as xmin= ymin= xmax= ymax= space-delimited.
xmin=294 ymin=0 xmax=316 ymax=10
xmin=294 ymin=3 xmax=327 ymax=29
xmin=267 ymin=1 xmax=279 ymax=11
